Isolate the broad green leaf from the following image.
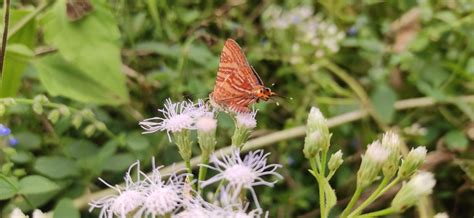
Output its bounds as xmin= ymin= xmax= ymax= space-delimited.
xmin=34 ymin=54 xmax=126 ymax=105
xmin=66 ymin=140 xmax=99 ymax=159
xmin=39 ymin=0 xmax=128 ymax=105
xmin=0 ymin=176 xmax=19 ymax=200
xmin=18 ymin=175 xmax=59 ymax=195
xmin=53 ymin=198 xmax=80 ymax=218
xmin=0 ymin=9 xmax=37 ymax=97
xmin=1 ymin=44 xmax=34 ymax=97
xmin=444 ymin=130 xmax=468 ymax=152
xmin=371 ymin=85 xmax=397 ymax=123
xmin=103 ymin=153 xmax=136 ymax=172
xmin=15 ymin=131 xmax=41 ymax=151
xmin=11 ymin=151 xmax=33 ymax=164
xmin=34 ymin=156 xmax=80 ymax=179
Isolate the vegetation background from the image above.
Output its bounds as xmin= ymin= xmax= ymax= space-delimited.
xmin=0 ymin=0 xmax=473 ymax=217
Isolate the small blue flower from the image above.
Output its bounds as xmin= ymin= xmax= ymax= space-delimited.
xmin=9 ymin=137 xmax=18 ymax=146
xmin=0 ymin=124 xmax=11 ymax=136
xmin=347 ymin=26 xmax=358 ymax=36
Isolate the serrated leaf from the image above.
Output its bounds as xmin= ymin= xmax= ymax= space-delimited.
xmin=34 ymin=156 xmax=80 ymax=179
xmin=19 ymin=175 xmax=59 ymax=195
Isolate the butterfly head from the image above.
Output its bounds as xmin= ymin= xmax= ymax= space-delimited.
xmin=254 ymin=86 xmax=276 ymax=101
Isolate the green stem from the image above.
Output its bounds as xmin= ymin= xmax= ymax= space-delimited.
xmin=197 ymin=154 xmax=209 ymax=194
xmin=349 ymin=176 xmax=391 ymax=217
xmin=341 ymin=185 xmax=363 ymax=218
xmin=320 ymin=150 xmax=328 ymax=218
xmin=0 ymin=0 xmax=10 ymax=77
xmin=8 ymin=0 xmax=48 ymax=39
xmin=356 ymin=207 xmax=396 ymax=218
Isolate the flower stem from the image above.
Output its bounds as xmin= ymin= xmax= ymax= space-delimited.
xmin=349 ymin=176 xmax=398 ymax=217
xmin=0 ymin=0 xmax=10 ymax=76
xmin=341 ymin=184 xmax=363 ymax=218
xmin=356 ymin=207 xmax=396 ymax=218
xmin=197 ymin=154 xmax=209 ymax=194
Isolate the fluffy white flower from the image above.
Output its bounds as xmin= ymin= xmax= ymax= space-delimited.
xmin=365 ymin=141 xmax=389 ymax=163
xmin=200 ymin=148 xmax=282 ymax=208
xmin=89 ymin=161 xmax=145 ymax=218
xmin=434 ymin=212 xmax=449 ymax=218
xmin=135 ymin=163 xmax=188 ymax=217
xmin=236 ymin=110 xmax=257 ymax=129
xmin=9 ymin=208 xmax=27 ymax=218
xmin=392 ymin=171 xmax=436 ymax=212
xmin=196 ymin=116 xmax=217 ymax=133
xmin=139 ymin=99 xmax=195 ymax=141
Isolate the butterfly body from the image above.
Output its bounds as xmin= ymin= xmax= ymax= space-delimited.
xmin=210 ymin=39 xmax=275 ymax=113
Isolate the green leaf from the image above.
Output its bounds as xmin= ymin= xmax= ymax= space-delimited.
xmin=444 ymin=130 xmax=468 ymax=152
xmin=371 ymin=85 xmax=397 ymax=123
xmin=126 ymin=132 xmax=150 ymax=151
xmin=1 ymin=44 xmax=34 ymax=97
xmin=34 ymin=54 xmax=126 ymax=105
xmin=0 ymin=176 xmax=19 ymax=200
xmin=15 ymin=131 xmax=42 ymax=151
xmin=66 ymin=140 xmax=99 ymax=159
xmin=11 ymin=151 xmax=33 ymax=164
xmin=53 ymin=198 xmax=80 ymax=218
xmin=103 ymin=153 xmax=136 ymax=172
xmin=18 ymin=175 xmax=59 ymax=195
xmin=322 ymin=176 xmax=337 ymax=214
xmin=39 ymin=0 xmax=128 ymax=105
xmin=34 ymin=156 xmax=80 ymax=179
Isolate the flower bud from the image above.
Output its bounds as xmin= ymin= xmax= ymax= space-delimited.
xmin=433 ymin=212 xmax=449 ymax=218
xmin=84 ymin=124 xmax=96 ymax=137
xmin=9 ymin=208 xmax=27 ymax=218
xmin=72 ymin=114 xmax=83 ymax=129
xmin=398 ymin=146 xmax=427 ymax=179
xmin=328 ymin=150 xmax=343 ymax=172
xmin=196 ymin=116 xmax=217 ymax=156
xmin=47 ymin=110 xmax=60 ymax=124
xmin=232 ymin=111 xmax=257 ymax=149
xmin=303 ymin=107 xmax=331 ymax=158
xmin=381 ymin=131 xmax=402 ymax=179
xmin=357 ymin=141 xmax=389 ymax=188
xmin=391 ymin=171 xmax=436 ymax=212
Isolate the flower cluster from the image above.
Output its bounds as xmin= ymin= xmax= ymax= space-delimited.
xmin=89 ymin=148 xmax=281 ymax=217
xmin=263 ymin=5 xmax=345 ymax=61
xmin=90 ymin=98 xmax=281 ymax=217
xmin=9 ymin=208 xmax=51 ymax=218
xmin=0 ymin=124 xmax=18 ymax=146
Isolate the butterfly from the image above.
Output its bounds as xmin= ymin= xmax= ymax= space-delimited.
xmin=66 ymin=0 xmax=94 ymax=22
xmin=209 ymin=39 xmax=276 ymax=113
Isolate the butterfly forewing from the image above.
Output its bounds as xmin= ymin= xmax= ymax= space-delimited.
xmin=211 ymin=39 xmax=268 ymax=112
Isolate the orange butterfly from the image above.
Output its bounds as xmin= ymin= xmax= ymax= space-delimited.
xmin=209 ymin=39 xmax=276 ymax=113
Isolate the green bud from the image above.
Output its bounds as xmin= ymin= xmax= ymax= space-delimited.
xmin=392 ymin=172 xmax=435 ymax=212
xmin=95 ymin=122 xmax=107 ymax=132
xmin=81 ymin=109 xmax=95 ymax=120
xmin=174 ymin=130 xmax=193 ymax=161
xmin=32 ymin=102 xmax=43 ymax=115
xmin=72 ymin=115 xmax=83 ymax=129
xmin=13 ymin=168 xmax=26 ymax=177
xmin=328 ymin=150 xmax=343 ymax=172
xmin=1 ymin=162 xmax=14 ymax=174
xmin=381 ymin=131 xmax=402 ymax=179
xmin=3 ymin=98 xmax=16 ymax=106
xmin=196 ymin=116 xmax=217 ymax=156
xmin=357 ymin=141 xmax=389 ymax=188
xmin=58 ymin=105 xmax=71 ymax=117
xmin=34 ymin=95 xmax=49 ymax=104
xmin=0 ymin=104 xmax=5 ymax=116
xmin=47 ymin=110 xmax=60 ymax=124
xmin=84 ymin=124 xmax=96 ymax=137
xmin=398 ymin=146 xmax=427 ymax=179
xmin=303 ymin=107 xmax=331 ymax=158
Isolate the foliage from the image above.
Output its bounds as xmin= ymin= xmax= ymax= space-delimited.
xmin=0 ymin=0 xmax=473 ymax=217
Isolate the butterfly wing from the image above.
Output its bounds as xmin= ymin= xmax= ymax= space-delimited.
xmin=211 ymin=39 xmax=262 ymax=112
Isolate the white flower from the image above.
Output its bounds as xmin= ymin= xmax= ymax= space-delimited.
xmin=196 ymin=116 xmax=217 ymax=133
xmin=392 ymin=171 xmax=436 ymax=212
xmin=236 ymin=110 xmax=257 ymax=129
xmin=200 ymin=148 xmax=282 ymax=208
xmin=9 ymin=208 xmax=27 ymax=218
xmin=365 ymin=141 xmax=390 ymax=163
xmin=135 ymin=165 xmax=188 ymax=217
xmin=89 ymin=161 xmax=145 ymax=218
xmin=139 ymin=99 xmax=195 ymax=141
xmin=32 ymin=210 xmax=52 ymax=218
xmin=434 ymin=212 xmax=449 ymax=218
xmin=189 ymin=99 xmax=215 ymax=120
xmin=411 ymin=146 xmax=427 ymax=160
